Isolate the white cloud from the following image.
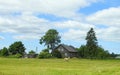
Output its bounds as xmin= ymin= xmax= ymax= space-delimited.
xmin=0 ymin=13 xmax=51 ymax=40
xmin=62 ymin=29 xmax=87 ymax=41
xmin=0 ymin=0 xmax=100 ymax=40
xmin=55 ymin=20 xmax=94 ymax=29
xmin=1 ymin=0 xmax=119 ymax=42
xmin=13 ymin=34 xmax=41 ymax=40
xmin=96 ymin=27 xmax=120 ymax=42
xmin=54 ymin=20 xmax=96 ymax=41
xmin=0 ymin=0 xmax=99 ymax=17
xmin=86 ymin=7 xmax=120 ymax=41
xmin=86 ymin=7 xmax=120 ymax=27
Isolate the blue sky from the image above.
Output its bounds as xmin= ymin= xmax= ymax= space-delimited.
xmin=0 ymin=0 xmax=120 ymax=54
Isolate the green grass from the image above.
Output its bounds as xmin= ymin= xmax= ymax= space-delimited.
xmin=0 ymin=58 xmax=120 ymax=75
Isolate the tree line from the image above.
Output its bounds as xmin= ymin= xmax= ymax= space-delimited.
xmin=0 ymin=41 xmax=25 ymax=58
xmin=0 ymin=28 xmax=117 ymax=59
xmin=39 ymin=28 xmax=117 ymax=59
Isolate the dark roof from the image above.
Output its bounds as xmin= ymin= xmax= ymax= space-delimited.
xmin=56 ymin=44 xmax=78 ymax=52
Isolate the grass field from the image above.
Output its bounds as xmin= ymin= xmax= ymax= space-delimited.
xmin=0 ymin=58 xmax=120 ymax=75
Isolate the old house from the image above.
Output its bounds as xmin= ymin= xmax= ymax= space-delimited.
xmin=53 ymin=44 xmax=78 ymax=58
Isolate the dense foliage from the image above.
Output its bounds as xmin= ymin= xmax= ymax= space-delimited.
xmin=77 ymin=45 xmax=110 ymax=59
xmin=0 ymin=41 xmax=26 ymax=58
xmin=0 ymin=47 xmax=9 ymax=56
xmin=38 ymin=49 xmax=51 ymax=59
xmin=29 ymin=50 xmax=36 ymax=54
xmin=77 ymin=28 xmax=111 ymax=59
xmin=9 ymin=41 xmax=26 ymax=55
xmin=40 ymin=29 xmax=61 ymax=51
xmin=52 ymin=50 xmax=62 ymax=58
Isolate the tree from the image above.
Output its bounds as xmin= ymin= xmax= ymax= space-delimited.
xmin=97 ymin=47 xmax=110 ymax=59
xmin=85 ymin=28 xmax=98 ymax=58
xmin=42 ymin=48 xmax=49 ymax=53
xmin=0 ymin=47 xmax=9 ymax=56
xmin=40 ymin=29 xmax=61 ymax=51
xmin=77 ymin=45 xmax=88 ymax=58
xmin=29 ymin=50 xmax=36 ymax=54
xmin=9 ymin=41 xmax=26 ymax=55
xmin=110 ymin=52 xmax=117 ymax=58
xmin=0 ymin=50 xmax=1 ymax=55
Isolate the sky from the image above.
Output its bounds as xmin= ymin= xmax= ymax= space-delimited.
xmin=0 ymin=0 xmax=120 ymax=54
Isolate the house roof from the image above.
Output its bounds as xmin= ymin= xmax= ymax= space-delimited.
xmin=55 ymin=44 xmax=78 ymax=52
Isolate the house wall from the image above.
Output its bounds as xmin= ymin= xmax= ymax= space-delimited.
xmin=57 ymin=46 xmax=70 ymax=58
xmin=69 ymin=52 xmax=78 ymax=57
xmin=57 ymin=46 xmax=78 ymax=58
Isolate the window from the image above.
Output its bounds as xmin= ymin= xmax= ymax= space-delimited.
xmin=61 ymin=48 xmax=64 ymax=51
xmin=65 ymin=53 xmax=68 ymax=57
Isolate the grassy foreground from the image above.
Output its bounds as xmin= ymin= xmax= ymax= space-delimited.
xmin=0 ymin=58 xmax=120 ymax=75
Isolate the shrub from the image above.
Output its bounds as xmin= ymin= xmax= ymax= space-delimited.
xmin=52 ymin=50 xmax=62 ymax=58
xmin=15 ymin=53 xmax=22 ymax=58
xmin=8 ymin=53 xmax=22 ymax=58
xmin=38 ymin=51 xmax=51 ymax=59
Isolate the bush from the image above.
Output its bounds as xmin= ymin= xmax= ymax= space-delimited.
xmin=15 ymin=53 xmax=22 ymax=58
xmin=38 ymin=51 xmax=51 ymax=59
xmin=52 ymin=50 xmax=62 ymax=58
xmin=7 ymin=53 xmax=22 ymax=58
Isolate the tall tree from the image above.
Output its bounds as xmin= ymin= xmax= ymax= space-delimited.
xmin=40 ymin=29 xmax=61 ymax=51
xmin=85 ymin=28 xmax=98 ymax=58
xmin=9 ymin=41 xmax=26 ymax=55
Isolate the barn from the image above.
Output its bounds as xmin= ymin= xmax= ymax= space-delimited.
xmin=53 ymin=44 xmax=78 ymax=58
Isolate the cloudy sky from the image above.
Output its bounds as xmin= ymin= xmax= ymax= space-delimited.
xmin=0 ymin=0 xmax=120 ymax=53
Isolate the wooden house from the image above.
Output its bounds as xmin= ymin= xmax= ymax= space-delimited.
xmin=53 ymin=44 xmax=78 ymax=58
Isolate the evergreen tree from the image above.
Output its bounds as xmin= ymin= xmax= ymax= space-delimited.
xmin=85 ymin=28 xmax=98 ymax=58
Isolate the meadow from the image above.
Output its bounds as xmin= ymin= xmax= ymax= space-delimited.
xmin=0 ymin=58 xmax=120 ymax=75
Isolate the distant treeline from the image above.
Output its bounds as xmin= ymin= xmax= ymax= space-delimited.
xmin=0 ymin=28 xmax=118 ymax=59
